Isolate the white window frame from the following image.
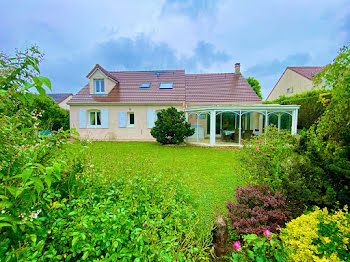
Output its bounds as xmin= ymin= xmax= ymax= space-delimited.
xmin=94 ymin=79 xmax=105 ymax=94
xmin=127 ymin=112 xmax=135 ymax=127
xmin=89 ymin=110 xmax=102 ymax=128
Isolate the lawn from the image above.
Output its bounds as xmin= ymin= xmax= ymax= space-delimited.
xmin=90 ymin=141 xmax=250 ymax=220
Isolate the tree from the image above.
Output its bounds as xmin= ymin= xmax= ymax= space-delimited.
xmin=27 ymin=93 xmax=69 ymax=130
xmin=246 ymin=77 xmax=263 ymax=100
xmin=304 ymin=45 xmax=350 ymax=206
xmin=151 ymin=107 xmax=194 ymax=145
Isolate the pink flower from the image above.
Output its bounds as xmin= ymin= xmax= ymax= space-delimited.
xmin=233 ymin=241 xmax=241 ymax=250
xmin=268 ymin=236 xmax=271 ymax=240
xmin=277 ymin=225 xmax=281 ymax=229
xmin=255 ymin=147 xmax=259 ymax=151
xmin=264 ymin=230 xmax=271 ymax=236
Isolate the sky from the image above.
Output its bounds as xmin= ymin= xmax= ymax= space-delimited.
xmin=1 ymin=0 xmax=349 ymax=99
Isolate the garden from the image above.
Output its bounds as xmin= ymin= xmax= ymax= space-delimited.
xmin=0 ymin=45 xmax=349 ymax=261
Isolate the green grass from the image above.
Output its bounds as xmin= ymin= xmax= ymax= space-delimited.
xmin=90 ymin=142 xmax=249 ymax=220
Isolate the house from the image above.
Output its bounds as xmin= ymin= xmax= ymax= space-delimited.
xmin=48 ymin=93 xmax=73 ymax=110
xmin=68 ymin=63 xmax=300 ymax=145
xmin=266 ymin=66 xmax=324 ymax=101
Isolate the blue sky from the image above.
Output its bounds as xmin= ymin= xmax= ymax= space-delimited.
xmin=1 ymin=0 xmax=349 ymax=99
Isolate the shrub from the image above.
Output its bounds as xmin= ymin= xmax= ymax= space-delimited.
xmin=226 ymin=185 xmax=289 ymax=236
xmin=230 ymin=231 xmax=287 ymax=262
xmin=281 ymin=206 xmax=350 ymax=262
xmin=2 ymin=173 xmax=210 ymax=261
xmin=242 ymin=126 xmax=330 ymax=216
xmin=151 ymin=107 xmax=194 ymax=144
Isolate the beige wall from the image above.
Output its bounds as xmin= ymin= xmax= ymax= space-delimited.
xmin=89 ymin=69 xmax=117 ymax=94
xmin=70 ymin=104 xmax=183 ymax=141
xmin=267 ymin=69 xmax=318 ymax=101
xmin=58 ymin=95 xmax=72 ymax=111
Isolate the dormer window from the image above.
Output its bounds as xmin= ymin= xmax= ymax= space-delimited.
xmin=94 ymin=79 xmax=105 ymax=94
xmin=159 ymin=82 xmax=173 ymax=89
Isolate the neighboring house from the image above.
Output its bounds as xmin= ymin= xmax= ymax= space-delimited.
xmin=68 ymin=63 xmax=265 ymax=141
xmin=266 ymin=66 xmax=324 ymax=101
xmin=48 ymin=93 xmax=73 ymax=110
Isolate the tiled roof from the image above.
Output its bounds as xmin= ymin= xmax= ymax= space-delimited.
xmin=287 ymin=66 xmax=324 ymax=80
xmin=69 ymin=70 xmax=186 ymax=104
xmin=69 ymin=65 xmax=262 ymax=104
xmin=186 ymin=73 xmax=261 ymax=104
xmin=86 ymin=64 xmax=119 ymax=83
xmin=48 ymin=93 xmax=73 ymax=104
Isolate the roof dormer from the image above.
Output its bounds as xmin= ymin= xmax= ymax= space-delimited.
xmin=86 ymin=64 xmax=119 ymax=95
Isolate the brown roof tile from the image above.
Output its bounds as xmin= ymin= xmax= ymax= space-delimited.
xmin=185 ymin=73 xmax=261 ymax=103
xmin=288 ymin=66 xmax=325 ymax=80
xmin=69 ymin=66 xmax=262 ymax=104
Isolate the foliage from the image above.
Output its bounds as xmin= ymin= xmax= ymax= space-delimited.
xmin=246 ymin=76 xmax=263 ymax=100
xmin=25 ymin=93 xmax=69 ymax=130
xmin=281 ymin=206 xmax=350 ymax=262
xmin=226 ymin=185 xmax=289 ymax=236
xmin=151 ymin=107 xmax=194 ymax=144
xmin=265 ymin=90 xmax=330 ymax=130
xmin=241 ymin=126 xmax=336 ymax=216
xmin=303 ymin=45 xmax=350 ymax=207
xmin=2 ymin=172 xmax=210 ymax=261
xmin=230 ymin=232 xmax=287 ymax=262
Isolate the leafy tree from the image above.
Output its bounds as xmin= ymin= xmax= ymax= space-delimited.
xmin=151 ymin=107 xmax=194 ymax=144
xmin=304 ymin=45 xmax=350 ymax=206
xmin=27 ymin=93 xmax=69 ymax=130
xmin=246 ymin=77 xmax=263 ymax=100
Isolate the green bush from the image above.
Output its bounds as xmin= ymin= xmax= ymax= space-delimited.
xmin=280 ymin=206 xmax=350 ymax=262
xmin=151 ymin=107 xmax=194 ymax=144
xmin=2 ymin=173 xmax=209 ymax=261
xmin=241 ymin=126 xmax=328 ymax=216
xmin=230 ymin=232 xmax=287 ymax=262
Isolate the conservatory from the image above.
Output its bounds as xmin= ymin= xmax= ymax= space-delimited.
xmin=185 ymin=104 xmax=300 ymax=146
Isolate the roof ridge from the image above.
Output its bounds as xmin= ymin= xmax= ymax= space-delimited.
xmin=110 ymin=69 xmax=185 ymax=73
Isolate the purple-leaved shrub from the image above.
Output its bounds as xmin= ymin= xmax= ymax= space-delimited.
xmin=226 ymin=185 xmax=289 ymax=236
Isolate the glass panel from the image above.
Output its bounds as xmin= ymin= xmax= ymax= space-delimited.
xmin=96 ymin=112 xmax=101 ymax=125
xmin=95 ymin=80 xmax=100 ymax=93
xmin=130 ymin=113 xmax=134 ymax=125
xmin=90 ymin=112 xmax=95 ymax=126
xmin=100 ymin=80 xmax=104 ymax=92
xmin=159 ymin=82 xmax=173 ymax=89
xmin=140 ymin=82 xmax=151 ymax=88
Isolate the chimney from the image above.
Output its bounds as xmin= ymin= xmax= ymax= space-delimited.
xmin=234 ymin=63 xmax=241 ymax=75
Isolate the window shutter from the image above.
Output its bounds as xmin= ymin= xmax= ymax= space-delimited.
xmin=79 ymin=109 xmax=86 ymax=128
xmin=118 ymin=112 xmax=126 ymax=127
xmin=147 ymin=109 xmax=156 ymax=128
xmin=101 ymin=109 xmax=109 ymax=128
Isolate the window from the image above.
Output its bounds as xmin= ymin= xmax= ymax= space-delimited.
xmin=128 ymin=112 xmax=135 ymax=127
xmin=159 ymin=82 xmax=173 ymax=89
xmin=140 ymin=82 xmax=151 ymax=88
xmin=89 ymin=111 xmax=101 ymax=126
xmin=287 ymin=87 xmax=293 ymax=94
xmin=94 ymin=79 xmax=105 ymax=94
